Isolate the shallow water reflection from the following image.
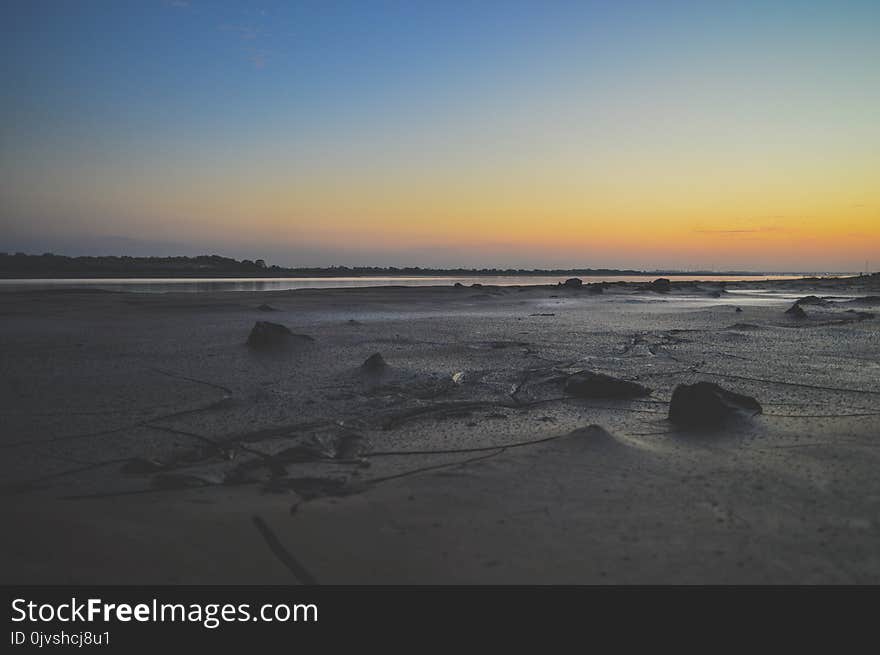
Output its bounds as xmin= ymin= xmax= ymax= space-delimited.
xmin=0 ymin=274 xmax=821 ymax=294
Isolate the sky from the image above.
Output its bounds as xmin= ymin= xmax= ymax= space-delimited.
xmin=1 ymin=1 xmax=879 ymax=271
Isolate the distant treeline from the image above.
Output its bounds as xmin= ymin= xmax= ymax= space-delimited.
xmin=0 ymin=252 xmax=763 ymax=278
xmin=0 ymin=253 xmax=274 ymax=276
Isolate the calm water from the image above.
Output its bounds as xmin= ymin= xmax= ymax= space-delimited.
xmin=0 ymin=274 xmax=838 ymax=293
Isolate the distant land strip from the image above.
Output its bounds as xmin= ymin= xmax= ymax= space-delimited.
xmin=0 ymin=253 xmax=849 ymax=279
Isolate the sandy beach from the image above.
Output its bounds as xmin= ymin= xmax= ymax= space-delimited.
xmin=1 ymin=275 xmax=878 ymax=584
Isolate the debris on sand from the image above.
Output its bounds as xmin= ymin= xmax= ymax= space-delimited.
xmin=267 ymin=476 xmax=355 ymax=499
xmin=842 ymin=310 xmax=876 ymax=322
xmin=668 ymin=381 xmax=762 ymax=427
xmin=273 ymin=431 xmax=372 ymax=464
xmin=561 ymin=277 xmax=583 ymax=288
xmin=246 ymin=321 xmax=314 ymax=348
xmin=335 ymin=431 xmax=372 ymax=459
xmin=564 ymin=371 xmax=651 ymax=398
xmin=270 ymin=441 xmax=335 ymax=465
xmin=257 ymin=304 xmax=277 ymax=312
xmin=121 ymin=457 xmax=164 ymax=474
xmin=843 ymin=296 xmax=880 ymax=307
xmin=361 ymin=352 xmax=388 ymax=373
xmin=647 ymin=278 xmax=671 ymax=293
xmin=785 ymin=303 xmax=808 ymax=319
xmin=152 ymin=469 xmax=226 ymax=489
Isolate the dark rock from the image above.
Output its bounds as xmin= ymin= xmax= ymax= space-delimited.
xmin=588 ymin=283 xmax=604 ymax=294
xmin=257 ymin=303 xmax=277 ymax=312
xmin=246 ymin=321 xmax=313 ymax=348
xmin=709 ymin=291 xmax=722 ymax=298
xmin=562 ymin=277 xmax=583 ymax=288
xmin=564 ymin=371 xmax=651 ymax=398
xmin=361 ymin=352 xmax=387 ymax=372
xmin=454 ymin=282 xmax=465 ymax=288
xmin=785 ymin=303 xmax=807 ymax=319
xmin=735 ymin=307 xmax=743 ymax=313
xmin=648 ymin=278 xmax=671 ymax=293
xmin=247 ymin=321 xmax=290 ymax=347
xmin=668 ymin=381 xmax=762 ymax=427
xmin=471 ymin=283 xmax=483 ymax=288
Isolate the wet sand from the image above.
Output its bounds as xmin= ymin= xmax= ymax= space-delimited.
xmin=1 ymin=275 xmax=879 ymax=583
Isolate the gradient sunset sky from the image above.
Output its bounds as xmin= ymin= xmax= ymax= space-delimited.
xmin=2 ymin=1 xmax=878 ymax=270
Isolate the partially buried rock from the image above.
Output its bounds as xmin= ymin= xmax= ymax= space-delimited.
xmin=257 ymin=303 xmax=277 ymax=312
xmin=795 ymin=295 xmax=826 ymax=306
xmin=588 ymin=283 xmax=604 ymax=294
xmin=564 ymin=371 xmax=651 ymax=398
xmin=785 ymin=303 xmax=807 ymax=319
xmin=562 ymin=277 xmax=583 ymax=288
xmin=361 ymin=352 xmax=387 ymax=373
xmin=246 ymin=321 xmax=313 ymax=348
xmin=735 ymin=307 xmax=743 ymax=313
xmin=668 ymin=381 xmax=762 ymax=428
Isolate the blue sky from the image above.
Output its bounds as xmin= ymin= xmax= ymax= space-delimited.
xmin=2 ymin=1 xmax=879 ymax=269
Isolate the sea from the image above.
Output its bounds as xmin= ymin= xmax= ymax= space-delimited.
xmin=0 ymin=274 xmax=847 ymax=293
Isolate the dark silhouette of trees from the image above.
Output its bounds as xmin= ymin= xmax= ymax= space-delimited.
xmin=0 ymin=252 xmax=759 ymax=278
